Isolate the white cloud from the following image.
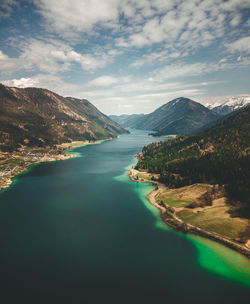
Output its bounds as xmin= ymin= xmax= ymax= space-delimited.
xmin=34 ymin=0 xmax=178 ymax=37
xmin=1 ymin=38 xmax=118 ymax=75
xmin=1 ymin=77 xmax=38 ymax=87
xmin=19 ymin=38 xmax=108 ymax=73
xmin=87 ymin=76 xmax=119 ymax=87
xmin=33 ymin=0 xmax=250 ymax=45
xmin=219 ymin=0 xmax=250 ymax=11
xmin=230 ymin=14 xmax=241 ymax=26
xmin=130 ymin=49 xmax=184 ymax=67
xmin=1 ymin=74 xmax=78 ymax=95
xmin=28 ymin=0 xmax=250 ymax=68
xmin=35 ymin=0 xmax=121 ymax=34
xmin=154 ymin=62 xmax=210 ymax=81
xmin=152 ymin=57 xmax=250 ymax=82
xmin=226 ymin=36 xmax=250 ymax=54
xmin=0 ymin=50 xmax=15 ymax=71
xmin=114 ymin=0 xmax=250 ymax=58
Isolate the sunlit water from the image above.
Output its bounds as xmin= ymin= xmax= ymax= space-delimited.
xmin=0 ymin=130 xmax=249 ymax=303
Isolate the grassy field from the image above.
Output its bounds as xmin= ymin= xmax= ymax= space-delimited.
xmin=136 ymin=172 xmax=153 ymax=181
xmin=156 ymin=190 xmax=192 ymax=208
xmin=155 ymin=183 xmax=249 ymax=242
xmin=176 ymin=206 xmax=248 ymax=241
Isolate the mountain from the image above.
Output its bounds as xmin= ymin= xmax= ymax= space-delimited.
xmin=0 ymin=84 xmax=127 ymax=151
xmin=136 ymin=105 xmax=250 ymax=215
xmin=109 ymin=114 xmax=145 ymax=128
xmin=118 ymin=97 xmax=219 ymax=135
xmin=138 ymin=97 xmax=220 ymax=135
xmin=208 ymin=96 xmax=250 ymax=115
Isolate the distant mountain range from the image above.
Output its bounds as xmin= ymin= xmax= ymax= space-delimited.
xmin=0 ymin=84 xmax=127 ymax=151
xmin=2 ymin=83 xmax=249 ymax=152
xmin=111 ymin=97 xmax=220 ymax=135
xmin=109 ymin=114 xmax=145 ymax=128
xmin=207 ymin=96 xmax=250 ymax=116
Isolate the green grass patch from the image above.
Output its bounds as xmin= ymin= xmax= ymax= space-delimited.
xmin=177 ymin=207 xmax=247 ymax=240
xmin=157 ymin=192 xmax=192 ymax=208
xmin=136 ymin=173 xmax=152 ymax=181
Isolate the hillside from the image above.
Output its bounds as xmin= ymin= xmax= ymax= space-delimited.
xmin=0 ymin=84 xmax=127 ymax=151
xmin=136 ymin=105 xmax=250 ymax=217
xmin=111 ymin=97 xmax=220 ymax=135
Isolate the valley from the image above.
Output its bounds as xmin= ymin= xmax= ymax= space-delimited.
xmin=1 ymin=1 xmax=250 ymax=302
xmin=0 ymin=84 xmax=249 ymax=259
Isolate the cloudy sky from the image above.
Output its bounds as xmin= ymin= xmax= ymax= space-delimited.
xmin=0 ymin=0 xmax=250 ymax=114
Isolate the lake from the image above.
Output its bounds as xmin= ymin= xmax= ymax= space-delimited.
xmin=0 ymin=130 xmax=249 ymax=303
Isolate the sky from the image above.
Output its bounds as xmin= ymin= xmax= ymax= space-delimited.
xmin=0 ymin=0 xmax=250 ymax=115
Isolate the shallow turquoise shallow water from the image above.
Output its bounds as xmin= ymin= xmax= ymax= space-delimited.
xmin=0 ymin=130 xmax=249 ymax=303
xmin=115 ymin=149 xmax=250 ymax=288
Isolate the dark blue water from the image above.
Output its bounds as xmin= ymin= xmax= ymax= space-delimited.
xmin=0 ymin=130 xmax=249 ymax=303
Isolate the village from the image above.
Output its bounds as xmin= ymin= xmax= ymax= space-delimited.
xmin=0 ymin=147 xmax=71 ymax=191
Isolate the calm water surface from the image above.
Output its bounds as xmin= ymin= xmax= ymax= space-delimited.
xmin=0 ymin=130 xmax=249 ymax=304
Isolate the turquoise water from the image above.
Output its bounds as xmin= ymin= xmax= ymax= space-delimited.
xmin=115 ymin=148 xmax=250 ymax=288
xmin=0 ymin=130 xmax=249 ymax=303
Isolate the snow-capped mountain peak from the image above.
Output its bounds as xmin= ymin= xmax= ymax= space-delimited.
xmin=206 ymin=95 xmax=250 ymax=115
xmin=222 ymin=96 xmax=250 ymax=108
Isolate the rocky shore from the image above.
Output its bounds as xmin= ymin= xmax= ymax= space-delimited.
xmin=128 ymin=168 xmax=250 ymax=258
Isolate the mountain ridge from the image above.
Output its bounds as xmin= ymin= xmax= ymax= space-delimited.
xmin=0 ymin=84 xmax=127 ymax=151
xmin=111 ymin=97 xmax=220 ymax=135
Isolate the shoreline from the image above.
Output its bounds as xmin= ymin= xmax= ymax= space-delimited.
xmin=128 ymin=168 xmax=250 ymax=258
xmin=0 ymin=139 xmax=109 ymax=193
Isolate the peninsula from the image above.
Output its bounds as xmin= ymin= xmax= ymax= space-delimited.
xmin=129 ymin=105 xmax=250 ymax=258
xmin=129 ymin=167 xmax=250 ymax=258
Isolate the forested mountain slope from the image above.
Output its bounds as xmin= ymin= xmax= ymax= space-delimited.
xmin=0 ymin=84 xmax=127 ymax=151
xmin=136 ymin=105 xmax=250 ymax=216
xmin=110 ymin=97 xmax=220 ymax=135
